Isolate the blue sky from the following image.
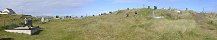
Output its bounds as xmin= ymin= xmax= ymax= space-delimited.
xmin=0 ymin=0 xmax=217 ymax=16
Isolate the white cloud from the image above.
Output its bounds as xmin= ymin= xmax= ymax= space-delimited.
xmin=0 ymin=0 xmax=93 ymax=16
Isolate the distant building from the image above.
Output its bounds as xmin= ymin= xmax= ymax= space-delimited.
xmin=0 ymin=8 xmax=16 ymax=15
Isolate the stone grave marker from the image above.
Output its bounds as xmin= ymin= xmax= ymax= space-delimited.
xmin=126 ymin=14 xmax=129 ymax=17
xmin=127 ymin=8 xmax=130 ymax=10
xmin=135 ymin=11 xmax=138 ymax=14
xmin=154 ymin=6 xmax=157 ymax=10
xmin=148 ymin=6 xmax=150 ymax=9
xmin=24 ymin=18 xmax=32 ymax=27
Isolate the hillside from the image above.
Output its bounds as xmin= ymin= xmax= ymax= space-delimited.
xmin=1 ymin=8 xmax=217 ymax=40
xmin=0 ymin=15 xmax=37 ymax=32
xmin=0 ymin=15 xmax=25 ymax=30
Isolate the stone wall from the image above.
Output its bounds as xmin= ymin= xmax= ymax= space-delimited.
xmin=5 ymin=28 xmax=39 ymax=35
xmin=5 ymin=30 xmax=32 ymax=35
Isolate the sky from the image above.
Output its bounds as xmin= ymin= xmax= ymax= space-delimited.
xmin=0 ymin=0 xmax=217 ymax=16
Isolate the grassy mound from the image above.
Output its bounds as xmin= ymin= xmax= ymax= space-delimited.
xmin=1 ymin=8 xmax=217 ymax=40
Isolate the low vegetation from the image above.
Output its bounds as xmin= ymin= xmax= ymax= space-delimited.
xmin=0 ymin=8 xmax=217 ymax=40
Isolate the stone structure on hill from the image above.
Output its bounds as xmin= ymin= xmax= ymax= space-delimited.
xmin=0 ymin=8 xmax=16 ymax=15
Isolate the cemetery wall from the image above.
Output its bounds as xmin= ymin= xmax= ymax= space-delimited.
xmin=5 ymin=28 xmax=39 ymax=35
xmin=5 ymin=30 xmax=32 ymax=35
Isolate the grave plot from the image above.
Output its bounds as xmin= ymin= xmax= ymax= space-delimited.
xmin=4 ymin=18 xmax=41 ymax=35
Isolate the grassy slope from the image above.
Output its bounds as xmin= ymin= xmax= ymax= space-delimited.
xmin=0 ymin=15 xmax=24 ymax=30
xmin=1 ymin=8 xmax=217 ymax=40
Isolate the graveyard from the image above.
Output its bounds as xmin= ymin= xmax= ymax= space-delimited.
xmin=0 ymin=7 xmax=217 ymax=40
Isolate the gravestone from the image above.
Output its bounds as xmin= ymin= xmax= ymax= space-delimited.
xmin=168 ymin=6 xmax=172 ymax=10
xmin=126 ymin=14 xmax=129 ymax=17
xmin=99 ymin=14 xmax=101 ymax=16
xmin=41 ymin=17 xmax=45 ymax=23
xmin=45 ymin=19 xmax=49 ymax=22
xmin=177 ymin=10 xmax=181 ymax=14
xmin=148 ymin=6 xmax=150 ymax=9
xmin=24 ymin=18 xmax=32 ymax=27
xmin=75 ymin=16 xmax=78 ymax=18
xmin=109 ymin=12 xmax=112 ymax=14
xmin=69 ymin=16 xmax=72 ymax=18
xmin=5 ymin=18 xmax=40 ymax=35
xmin=135 ymin=11 xmax=138 ymax=14
xmin=152 ymin=10 xmax=163 ymax=18
xmin=101 ymin=13 xmax=107 ymax=15
xmin=154 ymin=6 xmax=157 ymax=10
xmin=103 ymin=13 xmax=107 ymax=15
xmin=185 ymin=8 xmax=188 ymax=11
xmin=56 ymin=16 xmax=59 ymax=18
xmin=66 ymin=16 xmax=70 ymax=18
xmin=127 ymin=8 xmax=130 ymax=10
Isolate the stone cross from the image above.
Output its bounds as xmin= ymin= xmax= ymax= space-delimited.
xmin=41 ymin=17 xmax=45 ymax=22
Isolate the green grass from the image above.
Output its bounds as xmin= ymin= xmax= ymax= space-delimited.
xmin=1 ymin=8 xmax=217 ymax=40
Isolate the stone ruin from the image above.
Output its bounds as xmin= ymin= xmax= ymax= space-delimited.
xmin=4 ymin=18 xmax=40 ymax=35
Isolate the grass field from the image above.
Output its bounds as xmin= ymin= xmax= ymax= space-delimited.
xmin=0 ymin=8 xmax=217 ymax=40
